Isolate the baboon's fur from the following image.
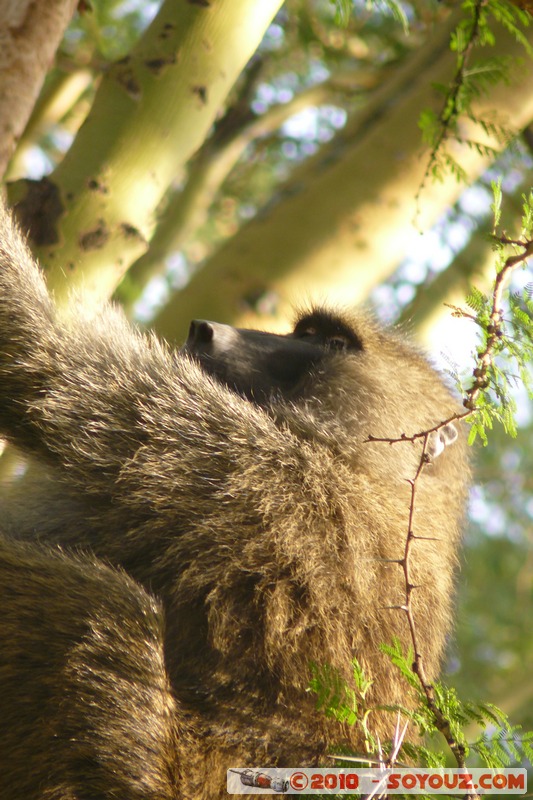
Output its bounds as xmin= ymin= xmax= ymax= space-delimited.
xmin=0 ymin=202 xmax=469 ymax=799
xmin=0 ymin=536 xmax=180 ymax=799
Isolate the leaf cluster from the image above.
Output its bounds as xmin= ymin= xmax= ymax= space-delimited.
xmin=418 ymin=0 xmax=532 ymax=189
xmin=309 ymin=658 xmax=376 ymax=748
xmin=462 ymin=189 xmax=533 ymax=444
xmin=309 ymin=641 xmax=533 ymax=784
xmin=329 ymin=0 xmax=409 ymax=30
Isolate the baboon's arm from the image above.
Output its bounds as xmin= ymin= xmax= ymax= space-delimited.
xmin=0 ymin=205 xmax=290 ymax=512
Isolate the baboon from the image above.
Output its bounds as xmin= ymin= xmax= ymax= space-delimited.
xmin=0 ymin=201 xmax=469 ymax=799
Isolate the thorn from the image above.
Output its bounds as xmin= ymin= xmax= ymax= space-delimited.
xmin=328 ymin=754 xmax=382 ymax=766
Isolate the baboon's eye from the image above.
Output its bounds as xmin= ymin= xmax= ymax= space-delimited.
xmin=293 ymin=312 xmax=363 ymax=351
xmin=327 ymin=335 xmax=350 ymax=351
xmin=294 ymin=326 xmax=352 ymax=351
xmin=299 ymin=327 xmax=317 ymax=338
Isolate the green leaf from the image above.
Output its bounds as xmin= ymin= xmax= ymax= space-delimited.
xmin=329 ymin=0 xmax=352 ymax=26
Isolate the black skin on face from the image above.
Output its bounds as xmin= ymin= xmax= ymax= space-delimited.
xmin=181 ymin=309 xmax=363 ymax=404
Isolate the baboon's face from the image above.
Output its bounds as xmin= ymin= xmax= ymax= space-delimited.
xmin=182 ymin=307 xmax=462 ymax=468
xmin=181 ymin=310 xmax=363 ymax=405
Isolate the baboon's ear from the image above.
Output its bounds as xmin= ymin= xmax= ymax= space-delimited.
xmin=427 ymin=423 xmax=459 ymax=460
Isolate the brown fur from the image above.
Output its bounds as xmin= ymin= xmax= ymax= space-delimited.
xmin=0 ymin=202 xmax=469 ymax=798
xmin=0 ymin=536 xmax=180 ymax=799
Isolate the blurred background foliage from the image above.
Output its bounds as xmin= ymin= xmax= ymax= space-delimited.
xmin=3 ymin=0 xmax=533 ymax=745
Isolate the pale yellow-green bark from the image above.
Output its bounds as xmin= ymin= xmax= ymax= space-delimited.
xmin=119 ymin=69 xmax=381 ymax=312
xmin=153 ymin=15 xmax=533 ymax=343
xmin=15 ymin=0 xmax=284 ymax=306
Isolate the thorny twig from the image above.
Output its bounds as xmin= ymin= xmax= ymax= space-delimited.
xmin=368 ymin=424 xmax=478 ymax=798
xmin=366 ymin=233 xmax=533 ymax=798
xmin=401 ymin=434 xmax=471 ymax=764
xmin=463 ymin=235 xmax=533 ymax=410
xmin=364 ymin=411 xmax=470 ymax=446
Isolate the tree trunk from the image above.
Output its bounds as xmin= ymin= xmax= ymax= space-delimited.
xmin=10 ymin=0 xmax=284 ymax=308
xmin=153 ymin=14 xmax=533 ymax=343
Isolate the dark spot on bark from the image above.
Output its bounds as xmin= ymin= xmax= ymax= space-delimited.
xmin=114 ymin=60 xmax=141 ymax=100
xmin=188 ymin=0 xmax=211 ymax=5
xmin=79 ymin=220 xmax=109 ymax=251
xmin=192 ymin=85 xmax=208 ymax=104
xmin=77 ymin=0 xmax=92 ymax=13
xmin=120 ymin=222 xmax=145 ymax=243
xmin=145 ymin=55 xmax=176 ymax=74
xmin=87 ymin=178 xmax=109 ymax=194
xmin=160 ymin=22 xmax=176 ymax=39
xmin=13 ymin=178 xmax=64 ymax=247
xmin=68 ymin=262 xmax=76 ymax=271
